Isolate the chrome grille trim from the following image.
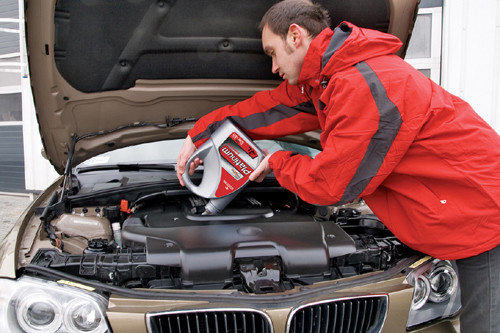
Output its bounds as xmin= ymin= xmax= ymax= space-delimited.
xmin=287 ymin=295 xmax=388 ymax=333
xmin=147 ymin=308 xmax=274 ymax=333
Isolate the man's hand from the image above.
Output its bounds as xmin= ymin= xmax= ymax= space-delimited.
xmin=177 ymin=135 xmax=202 ymax=186
xmin=249 ymin=151 xmax=273 ymax=183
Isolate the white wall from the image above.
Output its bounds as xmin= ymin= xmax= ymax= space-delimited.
xmin=19 ymin=0 xmax=59 ymax=191
xmin=441 ymin=0 xmax=500 ymax=132
xmin=21 ymin=79 xmax=59 ymax=191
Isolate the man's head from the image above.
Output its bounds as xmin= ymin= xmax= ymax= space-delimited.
xmin=259 ymin=0 xmax=330 ymax=40
xmin=259 ymin=0 xmax=330 ymax=85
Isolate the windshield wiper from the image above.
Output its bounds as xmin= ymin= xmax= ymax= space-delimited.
xmin=75 ymin=163 xmax=175 ymax=174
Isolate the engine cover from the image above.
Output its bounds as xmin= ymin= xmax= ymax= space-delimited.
xmin=122 ymin=217 xmax=356 ymax=286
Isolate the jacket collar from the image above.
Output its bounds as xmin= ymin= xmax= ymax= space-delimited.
xmin=297 ymin=27 xmax=334 ymax=89
xmin=297 ymin=21 xmax=403 ymax=91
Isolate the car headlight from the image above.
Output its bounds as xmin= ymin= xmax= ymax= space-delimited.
xmin=0 ymin=276 xmax=110 ymax=333
xmin=411 ymin=275 xmax=430 ymax=310
xmin=427 ymin=265 xmax=458 ymax=303
xmin=406 ymin=257 xmax=461 ymax=330
xmin=16 ymin=292 xmax=62 ymax=332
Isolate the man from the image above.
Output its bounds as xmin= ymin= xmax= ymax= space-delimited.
xmin=177 ymin=1 xmax=500 ymax=331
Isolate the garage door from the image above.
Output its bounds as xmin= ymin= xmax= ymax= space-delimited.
xmin=0 ymin=93 xmax=25 ymax=193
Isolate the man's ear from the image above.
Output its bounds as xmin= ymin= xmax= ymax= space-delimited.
xmin=287 ymin=23 xmax=303 ymax=47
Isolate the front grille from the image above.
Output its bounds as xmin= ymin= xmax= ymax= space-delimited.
xmin=148 ymin=309 xmax=273 ymax=333
xmin=288 ymin=296 xmax=388 ymax=333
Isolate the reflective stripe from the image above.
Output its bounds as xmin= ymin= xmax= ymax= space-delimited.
xmin=319 ymin=24 xmax=351 ymax=111
xmin=337 ymin=61 xmax=402 ymax=204
xmin=322 ymin=24 xmax=351 ymax=70
xmin=192 ymin=101 xmax=316 ymax=143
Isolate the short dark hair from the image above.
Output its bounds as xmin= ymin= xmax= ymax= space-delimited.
xmin=259 ymin=0 xmax=330 ymax=39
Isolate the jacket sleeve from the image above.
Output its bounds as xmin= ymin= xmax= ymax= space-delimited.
xmin=268 ymin=61 xmax=422 ymax=205
xmin=188 ymin=81 xmax=320 ymax=148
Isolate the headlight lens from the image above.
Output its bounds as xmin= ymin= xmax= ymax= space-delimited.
xmin=406 ymin=258 xmax=461 ymax=330
xmin=16 ymin=293 xmax=62 ymax=332
xmin=411 ymin=275 xmax=430 ymax=310
xmin=64 ymin=300 xmax=104 ymax=332
xmin=428 ymin=265 xmax=458 ymax=303
xmin=0 ymin=276 xmax=109 ymax=333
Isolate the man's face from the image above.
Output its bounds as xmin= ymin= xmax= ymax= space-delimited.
xmin=262 ymin=25 xmax=305 ymax=85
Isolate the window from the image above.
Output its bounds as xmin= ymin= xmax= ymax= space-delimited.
xmin=405 ymin=4 xmax=443 ymax=84
xmin=0 ymin=93 xmax=22 ymax=122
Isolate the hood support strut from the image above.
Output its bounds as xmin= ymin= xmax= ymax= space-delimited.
xmin=60 ymin=134 xmax=78 ymax=201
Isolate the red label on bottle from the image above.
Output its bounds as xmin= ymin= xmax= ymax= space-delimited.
xmin=229 ymin=132 xmax=258 ymax=158
xmin=215 ymin=168 xmax=239 ymax=197
xmin=215 ymin=144 xmax=255 ymax=197
xmin=219 ymin=144 xmax=254 ymax=176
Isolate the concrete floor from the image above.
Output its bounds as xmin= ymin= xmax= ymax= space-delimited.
xmin=0 ymin=193 xmax=34 ymax=242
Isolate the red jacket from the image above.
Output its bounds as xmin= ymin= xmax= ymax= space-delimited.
xmin=188 ymin=22 xmax=500 ymax=260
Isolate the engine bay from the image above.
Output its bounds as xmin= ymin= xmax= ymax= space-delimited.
xmin=29 ymin=184 xmax=415 ymax=294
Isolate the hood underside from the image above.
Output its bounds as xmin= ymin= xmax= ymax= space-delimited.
xmin=25 ymin=0 xmax=419 ymax=174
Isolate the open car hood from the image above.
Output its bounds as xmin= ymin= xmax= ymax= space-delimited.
xmin=24 ymin=0 xmax=419 ymax=174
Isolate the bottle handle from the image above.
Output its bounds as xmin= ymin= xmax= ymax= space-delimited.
xmin=181 ymin=141 xmax=220 ymax=198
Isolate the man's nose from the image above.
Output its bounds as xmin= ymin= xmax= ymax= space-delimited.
xmin=271 ymin=59 xmax=279 ymax=74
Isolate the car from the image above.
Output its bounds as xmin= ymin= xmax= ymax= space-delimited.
xmin=0 ymin=0 xmax=461 ymax=332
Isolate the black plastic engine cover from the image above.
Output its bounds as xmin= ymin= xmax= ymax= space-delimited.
xmin=121 ymin=216 xmax=356 ymax=286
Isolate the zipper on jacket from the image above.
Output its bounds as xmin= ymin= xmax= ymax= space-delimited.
xmin=321 ymin=76 xmax=329 ymax=89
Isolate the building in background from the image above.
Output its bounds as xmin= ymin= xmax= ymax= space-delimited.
xmin=1 ymin=0 xmax=499 ymax=193
xmin=405 ymin=0 xmax=443 ymax=83
xmin=0 ymin=0 xmax=25 ymax=193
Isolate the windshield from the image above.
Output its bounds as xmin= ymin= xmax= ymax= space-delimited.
xmin=76 ymin=139 xmax=320 ymax=168
xmin=72 ymin=139 xmax=319 ymax=195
